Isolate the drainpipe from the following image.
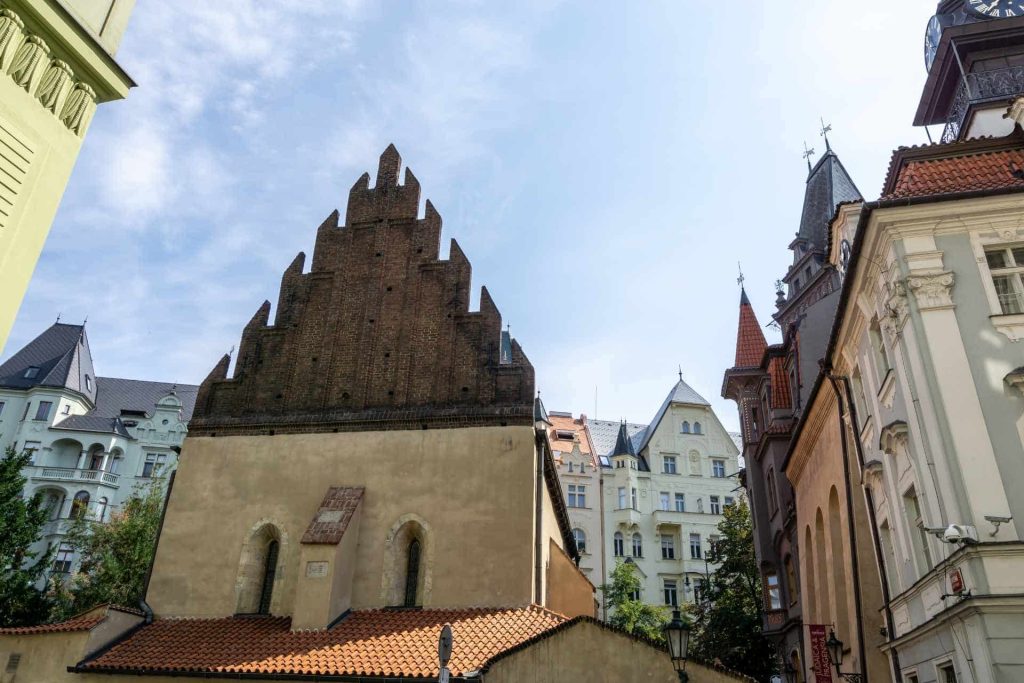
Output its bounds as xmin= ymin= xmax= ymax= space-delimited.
xmin=835 ymin=374 xmax=901 ymax=682
xmin=533 ymin=429 xmax=545 ymax=606
xmin=824 ymin=370 xmax=869 ymax=682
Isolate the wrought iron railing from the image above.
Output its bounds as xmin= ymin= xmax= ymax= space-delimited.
xmin=942 ymin=65 xmax=1024 ymax=143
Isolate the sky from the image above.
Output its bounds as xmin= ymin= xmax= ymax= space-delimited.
xmin=5 ymin=1 xmax=938 ymax=431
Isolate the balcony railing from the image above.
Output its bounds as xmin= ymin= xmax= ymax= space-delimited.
xmin=942 ymin=65 xmax=1024 ymax=143
xmin=28 ymin=466 xmax=119 ymax=487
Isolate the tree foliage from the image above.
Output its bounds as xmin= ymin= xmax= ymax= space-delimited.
xmin=50 ymin=478 xmax=164 ymax=621
xmin=601 ymin=560 xmax=669 ymax=642
xmin=0 ymin=445 xmax=53 ymax=626
xmin=686 ymin=499 xmax=776 ymax=681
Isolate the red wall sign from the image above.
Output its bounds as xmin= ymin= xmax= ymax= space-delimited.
xmin=808 ymin=624 xmax=834 ymax=683
xmin=950 ymin=568 xmax=965 ymax=595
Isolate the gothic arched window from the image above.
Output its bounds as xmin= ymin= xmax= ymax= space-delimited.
xmin=257 ymin=540 xmax=279 ymax=615
xmin=404 ymin=538 xmax=421 ymax=607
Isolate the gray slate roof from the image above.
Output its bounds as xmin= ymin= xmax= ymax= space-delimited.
xmin=51 ymin=379 xmax=200 ymax=437
xmin=589 ymin=418 xmax=648 ymax=469
xmin=0 ymin=323 xmax=97 ymax=403
xmin=796 ymin=149 xmax=862 ymax=251
xmin=635 ymin=378 xmax=710 ymax=455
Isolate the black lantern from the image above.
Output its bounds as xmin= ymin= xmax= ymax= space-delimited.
xmin=826 ymin=630 xmax=844 ymax=670
xmin=663 ymin=609 xmax=691 ymax=682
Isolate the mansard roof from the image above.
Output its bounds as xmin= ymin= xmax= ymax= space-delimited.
xmin=589 ymin=418 xmax=647 ymax=468
xmin=794 ymin=149 xmax=862 ymax=253
xmin=0 ymin=323 xmax=97 ymax=403
xmin=191 ymin=145 xmax=535 ymax=435
xmin=733 ymin=288 xmax=768 ymax=369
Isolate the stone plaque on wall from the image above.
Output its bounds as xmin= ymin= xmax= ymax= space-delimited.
xmin=305 ymin=561 xmax=329 ymax=578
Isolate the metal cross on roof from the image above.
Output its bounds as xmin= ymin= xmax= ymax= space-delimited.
xmin=820 ymin=117 xmax=833 ymax=151
xmin=802 ymin=142 xmax=816 ymax=173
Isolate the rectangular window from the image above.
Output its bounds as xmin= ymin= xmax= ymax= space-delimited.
xmin=618 ymin=487 xmax=626 ymax=509
xmin=53 ymin=544 xmax=74 ymax=573
xmin=142 ymin=453 xmax=167 ymax=478
xmin=0 ymin=400 xmax=5 ymax=416
xmin=628 ymin=587 xmax=640 ymax=601
xmin=690 ymin=533 xmax=701 ymax=559
xmin=663 ymin=579 xmax=678 ymax=607
xmin=674 ymin=493 xmax=685 ymax=512
xmin=567 ymin=484 xmax=586 ymax=508
xmin=21 ymin=402 xmax=30 ymax=421
xmin=34 ymin=401 xmax=52 ymax=421
xmin=767 ymin=468 xmax=779 ymax=515
xmin=659 ymin=492 xmax=670 ymax=511
xmin=712 ymin=459 xmax=726 ymax=478
xmin=724 ymin=496 xmax=735 ymax=508
xmin=693 ymin=578 xmax=704 ymax=602
xmin=904 ymin=487 xmax=933 ymax=574
xmin=22 ymin=441 xmax=40 ymax=464
xmin=631 ymin=487 xmax=638 ymax=510
xmin=710 ymin=496 xmax=721 ymax=515
xmin=765 ymin=573 xmax=782 ymax=610
xmin=938 ymin=664 xmax=958 ymax=683
xmin=663 ymin=455 xmax=677 ymax=474
xmin=661 ymin=534 xmax=676 ymax=560
xmin=986 ymin=245 xmax=1024 ymax=314
xmin=23 ymin=366 xmax=39 ymax=379
xmin=905 ymin=674 xmax=919 ymax=683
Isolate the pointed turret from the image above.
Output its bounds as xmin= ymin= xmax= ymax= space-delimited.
xmin=0 ymin=322 xmax=97 ymax=405
xmin=612 ymin=420 xmax=636 ymax=457
xmin=734 ymin=288 xmax=768 ymax=369
xmin=794 ymin=147 xmax=862 ymax=253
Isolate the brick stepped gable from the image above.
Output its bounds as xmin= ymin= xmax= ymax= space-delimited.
xmin=191 ymin=145 xmax=534 ymax=435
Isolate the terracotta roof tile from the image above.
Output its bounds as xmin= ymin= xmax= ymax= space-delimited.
xmin=0 ymin=614 xmax=104 ymax=635
xmin=547 ymin=413 xmax=597 ymax=467
xmin=79 ymin=606 xmax=565 ymax=678
xmin=734 ymin=290 xmax=767 ymax=369
xmin=768 ymin=357 xmax=791 ymax=410
xmin=883 ymin=147 xmax=1024 ymax=200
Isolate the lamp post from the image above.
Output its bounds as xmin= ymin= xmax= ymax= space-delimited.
xmin=663 ymin=609 xmax=691 ymax=683
xmin=825 ymin=630 xmax=863 ymax=683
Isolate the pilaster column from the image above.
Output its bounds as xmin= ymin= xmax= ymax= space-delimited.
xmin=99 ymin=451 xmax=110 ymax=472
xmin=76 ymin=450 xmax=87 ymax=470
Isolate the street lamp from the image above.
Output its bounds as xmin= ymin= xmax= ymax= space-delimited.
xmin=663 ymin=609 xmax=691 ymax=683
xmin=825 ymin=630 xmax=863 ymax=683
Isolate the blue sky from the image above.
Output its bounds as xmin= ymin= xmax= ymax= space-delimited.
xmin=7 ymin=1 xmax=935 ymax=431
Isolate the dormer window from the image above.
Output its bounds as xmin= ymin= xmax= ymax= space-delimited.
xmin=554 ymin=429 xmax=574 ymax=441
xmin=85 ymin=375 xmax=92 ymax=391
xmin=24 ymin=366 xmax=39 ymax=379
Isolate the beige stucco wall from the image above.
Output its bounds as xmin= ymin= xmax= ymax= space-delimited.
xmin=148 ymin=426 xmax=549 ymax=616
xmin=546 ymin=539 xmax=596 ymax=618
xmin=0 ymin=630 xmax=90 ymax=683
xmin=483 ymin=620 xmax=749 ymax=683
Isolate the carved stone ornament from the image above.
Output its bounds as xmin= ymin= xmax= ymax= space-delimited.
xmin=60 ymin=83 xmax=96 ymax=136
xmin=1007 ymin=96 xmax=1024 ymax=129
xmin=37 ymin=59 xmax=73 ymax=114
xmin=908 ymin=271 xmax=955 ymax=311
xmin=8 ymin=34 xmax=48 ymax=91
xmin=1005 ymin=368 xmax=1024 ymax=396
xmin=0 ymin=8 xmax=25 ymax=68
xmin=878 ymin=420 xmax=910 ymax=456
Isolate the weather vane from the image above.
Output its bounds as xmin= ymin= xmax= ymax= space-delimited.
xmin=820 ymin=117 xmax=833 ymax=150
xmin=737 ymin=262 xmax=745 ymax=288
xmin=678 ymin=364 xmax=683 ymax=381
xmin=802 ymin=141 xmax=816 ymax=172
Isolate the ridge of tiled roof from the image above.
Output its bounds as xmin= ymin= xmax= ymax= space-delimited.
xmin=880 ymin=131 xmax=1024 ymax=198
xmin=0 ymin=614 xmax=104 ymax=635
xmin=0 ymin=323 xmax=97 ymax=403
xmin=882 ymin=146 xmax=1024 ymax=200
xmin=76 ymin=606 xmax=566 ymax=678
xmin=733 ymin=288 xmax=768 ymax=369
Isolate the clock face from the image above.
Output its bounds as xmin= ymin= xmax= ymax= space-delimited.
xmin=924 ymin=15 xmax=943 ymax=71
xmin=840 ymin=240 xmax=852 ymax=273
xmin=967 ymin=0 xmax=1024 ymax=18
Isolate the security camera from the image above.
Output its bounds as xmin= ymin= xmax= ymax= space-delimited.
xmin=943 ymin=524 xmax=979 ymax=545
xmin=984 ymin=515 xmax=1012 ymax=524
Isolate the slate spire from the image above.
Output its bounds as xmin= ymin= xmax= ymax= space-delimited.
xmin=612 ymin=420 xmax=635 ymax=457
xmin=734 ymin=288 xmax=768 ymax=369
xmin=795 ymin=145 xmax=862 ymax=253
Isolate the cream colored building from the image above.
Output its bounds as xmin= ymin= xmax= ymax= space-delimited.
xmin=0 ymin=0 xmax=135 ymax=354
xmin=592 ymin=377 xmax=740 ymax=615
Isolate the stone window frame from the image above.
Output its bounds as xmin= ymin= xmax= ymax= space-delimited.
xmin=933 ymin=658 xmax=959 ymax=683
xmin=381 ymin=513 xmax=433 ymax=608
xmin=969 ymin=228 xmax=1024 ymax=341
xmin=663 ymin=455 xmax=677 ymax=474
xmin=234 ymin=519 xmax=288 ymax=615
xmin=660 ymin=533 xmax=676 ymax=560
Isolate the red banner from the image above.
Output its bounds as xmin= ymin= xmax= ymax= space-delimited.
xmin=808 ymin=624 xmax=833 ymax=683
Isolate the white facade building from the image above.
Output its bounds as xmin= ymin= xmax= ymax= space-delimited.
xmin=591 ymin=377 xmax=740 ymax=614
xmin=0 ymin=322 xmax=197 ymax=580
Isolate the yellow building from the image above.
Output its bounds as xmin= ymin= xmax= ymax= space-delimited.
xmin=0 ymin=0 xmax=135 ymax=354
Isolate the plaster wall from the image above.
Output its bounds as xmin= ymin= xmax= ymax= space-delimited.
xmin=0 ymin=630 xmax=89 ymax=683
xmin=545 ymin=539 xmax=595 ymax=618
xmin=147 ymin=426 xmax=550 ymax=616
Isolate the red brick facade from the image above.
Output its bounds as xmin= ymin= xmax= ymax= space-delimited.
xmin=192 ymin=145 xmax=534 ymax=435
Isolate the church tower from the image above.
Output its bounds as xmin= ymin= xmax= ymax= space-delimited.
xmin=919 ymin=0 xmax=1024 ymax=142
xmin=0 ymin=0 xmax=136 ymax=354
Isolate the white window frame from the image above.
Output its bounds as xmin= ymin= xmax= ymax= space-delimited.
xmin=659 ymin=491 xmax=670 ymax=511
xmin=663 ymin=455 xmax=677 ymax=474
xmin=142 ymin=453 xmax=167 ymax=478
xmin=933 ymin=659 xmax=958 ymax=683
xmin=674 ymin=493 xmax=685 ymax=512
xmin=970 ymin=231 xmax=1024 ymax=341
xmin=689 ymin=533 xmax=701 ymax=559
xmin=632 ymin=533 xmax=643 ymax=558
xmin=712 ymin=459 xmax=726 ymax=478
xmin=660 ymin=534 xmax=675 ymax=560
xmin=710 ymin=495 xmax=721 ymax=515
xmin=573 ymin=528 xmax=587 ymax=554
xmin=617 ymin=487 xmax=626 ymax=510
xmin=663 ymin=579 xmax=678 ymax=606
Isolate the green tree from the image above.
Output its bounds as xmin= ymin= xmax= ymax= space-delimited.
xmin=50 ymin=478 xmax=164 ymax=621
xmin=686 ymin=499 xmax=776 ymax=681
xmin=0 ymin=445 xmax=53 ymax=626
xmin=600 ymin=560 xmax=669 ymax=642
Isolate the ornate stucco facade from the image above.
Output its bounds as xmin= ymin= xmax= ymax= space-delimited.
xmin=0 ymin=0 xmax=135 ymax=354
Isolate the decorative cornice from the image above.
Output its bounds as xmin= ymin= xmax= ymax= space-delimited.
xmin=1005 ymin=368 xmax=1024 ymax=394
xmin=908 ymin=271 xmax=955 ymax=311
xmin=992 ymin=313 xmax=1024 ymax=343
xmin=0 ymin=5 xmax=96 ymax=138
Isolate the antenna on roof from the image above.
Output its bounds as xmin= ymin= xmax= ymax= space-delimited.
xmin=819 ymin=117 xmax=833 ymax=151
xmin=82 ymin=315 xmax=88 ymax=325
xmin=802 ymin=142 xmax=816 ymax=173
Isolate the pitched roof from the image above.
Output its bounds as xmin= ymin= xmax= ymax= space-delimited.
xmin=51 ymin=379 xmax=200 ymax=438
xmin=0 ymin=323 xmax=97 ymax=403
xmin=733 ymin=288 xmax=767 ymax=369
xmin=635 ymin=377 xmax=710 ymax=455
xmin=546 ymin=413 xmax=596 ymax=466
xmin=0 ymin=613 xmax=104 ymax=634
xmin=611 ymin=420 xmax=636 ymax=457
xmin=77 ymin=606 xmax=566 ymax=678
xmin=588 ymin=419 xmax=647 ymax=467
xmin=882 ymin=146 xmax=1024 ymax=200
xmin=796 ymin=149 xmax=862 ymax=252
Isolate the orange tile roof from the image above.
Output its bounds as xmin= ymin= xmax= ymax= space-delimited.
xmin=768 ymin=357 xmax=791 ymax=410
xmin=78 ymin=606 xmax=566 ymax=678
xmin=547 ymin=413 xmax=597 ymax=466
xmin=0 ymin=613 xmax=104 ymax=635
xmin=734 ymin=291 xmax=767 ymax=369
xmin=883 ymin=147 xmax=1024 ymax=200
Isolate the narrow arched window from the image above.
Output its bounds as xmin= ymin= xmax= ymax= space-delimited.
xmin=681 ymin=421 xmax=690 ymax=434
xmin=71 ymin=491 xmax=90 ymax=519
xmin=693 ymin=421 xmax=702 ymax=434
xmin=613 ymin=532 xmax=624 ymax=557
xmin=404 ymin=538 xmax=421 ymax=607
xmin=257 ymin=540 xmax=279 ymax=615
xmin=632 ymin=533 xmax=643 ymax=558
xmin=573 ymin=528 xmax=587 ymax=554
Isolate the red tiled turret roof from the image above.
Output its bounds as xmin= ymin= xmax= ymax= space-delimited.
xmin=734 ymin=289 xmax=767 ymax=369
xmin=77 ymin=606 xmax=566 ymax=678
